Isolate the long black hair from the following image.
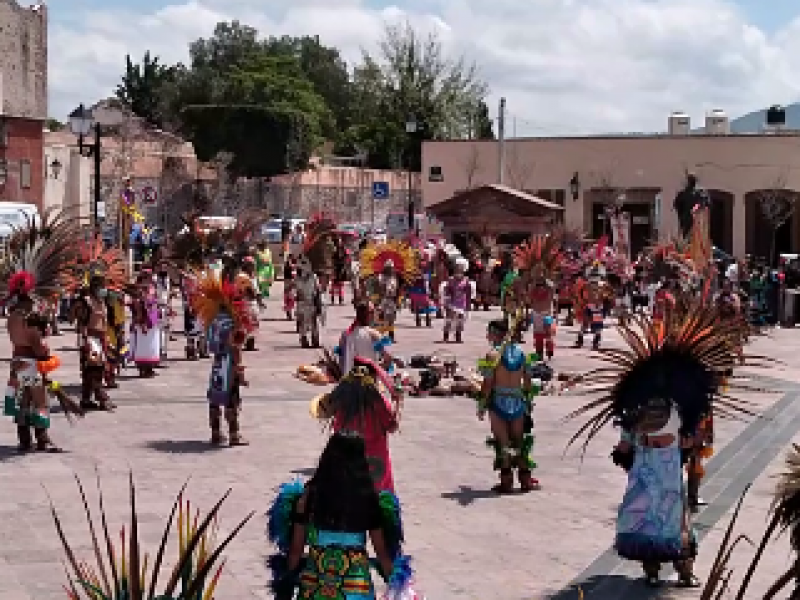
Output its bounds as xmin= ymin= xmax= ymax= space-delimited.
xmin=306 ymin=433 xmax=381 ymax=533
xmin=324 ymin=360 xmax=390 ymax=437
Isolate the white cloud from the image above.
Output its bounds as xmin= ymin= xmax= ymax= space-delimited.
xmin=47 ymin=0 xmax=800 ymax=134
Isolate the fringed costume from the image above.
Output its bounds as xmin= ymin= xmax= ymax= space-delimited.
xmin=331 ymin=240 xmax=349 ymax=305
xmin=193 ymin=271 xmax=255 ymax=446
xmin=268 ymin=434 xmax=419 ymax=600
xmin=130 ymin=270 xmax=161 ymax=376
xmin=181 ymin=270 xmax=208 ymax=360
xmin=236 ymin=256 xmax=260 ymax=351
xmin=295 ymin=255 xmax=324 ymax=348
xmin=1 ymin=209 xmax=84 ymax=451
xmin=309 ymin=360 xmax=402 ymax=494
xmin=284 ymin=256 xmax=297 ymax=320
xmin=65 ymin=239 xmax=127 ymax=411
xmin=475 ymin=315 xmax=542 ymax=493
xmin=104 ymin=290 xmax=127 ymax=386
xmin=514 ymin=234 xmax=561 ymax=359
xmin=256 ymin=243 xmax=275 ymax=299
xmin=154 ymin=262 xmax=174 ymax=359
xmin=574 ymin=265 xmax=608 ymax=350
xmin=565 ymin=301 xmax=754 ymax=587
xmin=441 ymin=257 xmax=473 ymax=343
xmin=360 ymin=241 xmax=420 ymax=342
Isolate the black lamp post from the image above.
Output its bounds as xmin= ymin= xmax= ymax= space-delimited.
xmin=405 ymin=115 xmax=417 ymax=232
xmin=49 ymin=158 xmax=62 ymax=179
xmin=569 ymin=172 xmax=580 ymax=201
xmin=68 ymin=103 xmax=101 ymax=229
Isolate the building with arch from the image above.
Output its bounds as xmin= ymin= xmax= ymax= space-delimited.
xmin=421 ymin=117 xmax=800 ymax=261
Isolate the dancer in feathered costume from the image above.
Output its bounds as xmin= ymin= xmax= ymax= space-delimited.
xmin=303 ymin=212 xmax=338 ymax=294
xmin=268 ymin=433 xmax=419 ymax=600
xmin=192 ymin=271 xmax=255 ymax=445
xmin=51 ymin=473 xmax=253 ymax=600
xmin=1 ymin=210 xmax=85 ymax=451
xmin=235 ymin=256 xmax=260 ymax=351
xmin=255 ymin=240 xmax=275 ymax=300
xmin=308 ymin=359 xmax=402 ymax=494
xmin=514 ymin=233 xmax=561 ymax=359
xmin=66 ymin=237 xmax=127 ymax=410
xmin=334 ymin=302 xmax=394 ymax=377
xmin=130 ymin=270 xmax=161 ymax=377
xmin=475 ymin=313 xmax=543 ymax=493
xmin=154 ymin=260 xmax=175 ymax=359
xmin=360 ymin=240 xmax=421 ymax=342
xmin=294 ymin=254 xmax=324 ymax=348
xmin=565 ymin=301 xmax=755 ymax=587
xmin=441 ymin=256 xmax=473 ymax=343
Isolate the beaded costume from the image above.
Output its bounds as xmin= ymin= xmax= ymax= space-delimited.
xmin=565 ymin=301 xmax=755 ymax=587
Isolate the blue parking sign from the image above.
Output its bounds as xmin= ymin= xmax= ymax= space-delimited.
xmin=372 ymin=181 xmax=389 ymax=199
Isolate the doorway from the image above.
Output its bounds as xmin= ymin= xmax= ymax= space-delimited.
xmin=745 ymin=190 xmax=799 ymax=264
xmin=591 ymin=202 xmax=652 ymax=259
xmin=708 ymin=190 xmax=733 ymax=255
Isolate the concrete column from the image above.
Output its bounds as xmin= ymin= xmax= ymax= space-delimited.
xmin=565 ymin=192 xmax=583 ymax=231
xmin=732 ymin=193 xmax=746 ymax=258
xmin=657 ymin=187 xmax=679 ymax=242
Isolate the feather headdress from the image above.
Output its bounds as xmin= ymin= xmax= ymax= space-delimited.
xmin=513 ymin=233 xmax=562 ymax=277
xmin=229 ymin=209 xmax=270 ymax=250
xmin=191 ymin=271 xmax=254 ymax=332
xmin=63 ymin=237 xmax=128 ymax=292
xmin=0 ymin=209 xmax=83 ymax=303
xmin=359 ymin=240 xmax=421 ymax=283
xmin=50 ymin=472 xmax=253 ymax=600
xmin=564 ymin=301 xmax=760 ymax=456
xmin=641 ymin=237 xmax=697 ymax=282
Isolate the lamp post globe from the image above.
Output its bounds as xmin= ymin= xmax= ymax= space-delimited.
xmin=50 ymin=158 xmax=62 ymax=179
xmin=68 ymin=103 xmax=94 ymax=137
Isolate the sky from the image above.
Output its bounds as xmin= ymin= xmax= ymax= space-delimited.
xmin=42 ymin=0 xmax=800 ymax=136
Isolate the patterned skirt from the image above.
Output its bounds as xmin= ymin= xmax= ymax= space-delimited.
xmin=300 ymin=539 xmax=375 ymax=599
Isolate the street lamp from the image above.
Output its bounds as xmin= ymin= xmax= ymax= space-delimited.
xmin=49 ymin=158 xmax=62 ymax=179
xmin=405 ymin=115 xmax=417 ymax=232
xmin=569 ymin=172 xmax=580 ymax=201
xmin=68 ymin=103 xmax=102 ymax=229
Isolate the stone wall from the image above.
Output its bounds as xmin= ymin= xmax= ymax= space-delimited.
xmin=0 ymin=0 xmax=47 ymax=119
xmin=210 ymin=178 xmax=420 ymax=226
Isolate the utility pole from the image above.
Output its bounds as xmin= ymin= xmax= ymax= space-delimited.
xmin=498 ymin=97 xmax=506 ymax=185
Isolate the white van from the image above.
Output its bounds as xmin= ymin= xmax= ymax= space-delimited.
xmin=0 ymin=202 xmax=40 ymax=238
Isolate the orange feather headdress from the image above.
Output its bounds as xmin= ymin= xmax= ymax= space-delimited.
xmin=513 ymin=233 xmax=562 ymax=277
xmin=191 ymin=271 xmax=255 ymax=333
xmin=359 ymin=240 xmax=421 ymax=283
xmin=63 ymin=236 xmax=128 ymax=292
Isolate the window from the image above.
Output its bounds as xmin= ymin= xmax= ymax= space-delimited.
xmin=0 ymin=119 xmax=7 ymax=148
xmin=20 ymin=159 xmax=31 ymax=189
xmin=428 ymin=165 xmax=443 ymax=182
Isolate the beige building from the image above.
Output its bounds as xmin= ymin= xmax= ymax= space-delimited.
xmin=422 ymin=117 xmax=800 ymax=260
xmin=43 ymin=133 xmax=91 ymax=220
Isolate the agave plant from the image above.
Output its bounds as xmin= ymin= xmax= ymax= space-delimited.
xmin=49 ymin=472 xmax=253 ymax=600
xmin=700 ymin=444 xmax=800 ymax=600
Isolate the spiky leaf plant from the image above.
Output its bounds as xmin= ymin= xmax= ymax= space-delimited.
xmin=49 ymin=472 xmax=253 ymax=600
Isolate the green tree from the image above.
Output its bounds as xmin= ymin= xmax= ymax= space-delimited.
xmin=350 ymin=21 xmax=489 ymax=170
xmin=263 ymin=35 xmax=352 ymax=141
xmin=46 ymin=118 xmax=64 ymax=131
xmin=473 ymin=100 xmax=494 ymax=139
xmin=115 ymin=51 xmax=177 ymax=128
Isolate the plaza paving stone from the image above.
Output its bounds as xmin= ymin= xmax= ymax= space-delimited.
xmin=0 ymin=282 xmax=798 ymax=599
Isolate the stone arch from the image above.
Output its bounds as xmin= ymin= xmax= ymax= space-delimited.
xmin=745 ymin=188 xmax=800 ymax=264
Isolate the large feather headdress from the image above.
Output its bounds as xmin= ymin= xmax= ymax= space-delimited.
xmin=191 ymin=271 xmax=254 ymax=333
xmin=359 ymin=240 xmax=421 ymax=283
xmin=0 ymin=208 xmax=83 ymax=303
xmin=513 ymin=233 xmax=562 ymax=277
xmin=63 ymin=237 xmax=129 ymax=293
xmin=564 ymin=301 xmax=759 ymax=456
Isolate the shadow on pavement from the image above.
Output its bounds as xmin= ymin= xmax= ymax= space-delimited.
xmin=144 ymin=440 xmax=226 ymax=454
xmin=543 ymin=575 xmax=640 ymax=599
xmin=0 ymin=445 xmax=22 ymax=462
xmin=440 ymin=485 xmax=500 ymax=506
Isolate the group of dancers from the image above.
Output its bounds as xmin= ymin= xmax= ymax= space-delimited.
xmin=1 ymin=201 xmax=786 ymax=598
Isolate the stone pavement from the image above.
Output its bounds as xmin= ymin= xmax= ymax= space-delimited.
xmin=0 ymin=283 xmax=798 ymax=599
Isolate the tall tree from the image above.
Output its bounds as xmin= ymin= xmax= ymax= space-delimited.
xmin=473 ymin=100 xmax=494 ymax=139
xmin=115 ymin=51 xmax=176 ymax=128
xmin=352 ymin=21 xmax=489 ymax=170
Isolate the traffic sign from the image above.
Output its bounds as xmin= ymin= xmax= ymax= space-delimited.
xmin=372 ymin=181 xmax=389 ymax=199
xmin=142 ymin=186 xmax=158 ymax=204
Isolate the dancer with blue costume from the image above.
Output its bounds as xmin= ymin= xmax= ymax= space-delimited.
xmin=565 ymin=301 xmax=753 ymax=587
xmin=268 ymin=433 xmax=420 ymax=599
xmin=475 ymin=315 xmax=542 ymax=493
